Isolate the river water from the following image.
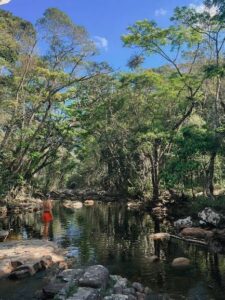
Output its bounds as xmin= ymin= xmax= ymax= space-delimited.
xmin=0 ymin=201 xmax=225 ymax=299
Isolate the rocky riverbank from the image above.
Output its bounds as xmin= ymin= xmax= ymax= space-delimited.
xmin=37 ymin=264 xmax=170 ymax=300
xmin=0 ymin=239 xmax=65 ymax=279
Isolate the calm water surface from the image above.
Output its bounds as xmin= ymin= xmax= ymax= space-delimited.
xmin=0 ymin=201 xmax=225 ymax=300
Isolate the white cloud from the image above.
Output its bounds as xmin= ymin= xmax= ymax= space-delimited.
xmin=154 ymin=8 xmax=167 ymax=17
xmin=0 ymin=0 xmax=12 ymax=5
xmin=189 ymin=3 xmax=218 ymax=17
xmin=94 ymin=36 xmax=108 ymax=51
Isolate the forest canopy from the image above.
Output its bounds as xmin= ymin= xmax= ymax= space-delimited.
xmin=1 ymin=0 xmax=225 ymax=201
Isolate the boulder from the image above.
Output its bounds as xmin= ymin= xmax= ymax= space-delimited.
xmin=104 ymin=295 xmax=128 ymax=300
xmin=132 ymin=282 xmax=144 ymax=293
xmin=171 ymin=257 xmax=191 ymax=267
xmin=63 ymin=200 xmax=83 ymax=210
xmin=84 ymin=200 xmax=95 ymax=206
xmin=148 ymin=255 xmax=160 ymax=263
xmin=150 ymin=232 xmax=170 ymax=241
xmin=79 ymin=265 xmax=109 ymax=289
xmin=68 ymin=287 xmax=100 ymax=300
xmin=9 ymin=265 xmax=35 ymax=279
xmin=0 ymin=230 xmax=10 ymax=242
xmin=174 ymin=217 xmax=193 ymax=230
xmin=180 ymin=227 xmax=214 ymax=240
xmin=43 ymin=283 xmax=66 ymax=298
xmin=0 ymin=259 xmax=13 ymax=278
xmin=198 ymin=207 xmax=224 ymax=227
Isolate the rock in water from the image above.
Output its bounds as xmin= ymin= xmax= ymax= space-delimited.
xmin=180 ymin=227 xmax=213 ymax=240
xmin=150 ymin=232 xmax=170 ymax=241
xmin=79 ymin=265 xmax=109 ymax=289
xmin=171 ymin=257 xmax=191 ymax=267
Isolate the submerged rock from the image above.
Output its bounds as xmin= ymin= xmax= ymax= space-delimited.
xmin=150 ymin=232 xmax=170 ymax=241
xmin=63 ymin=200 xmax=83 ymax=210
xmin=180 ymin=227 xmax=213 ymax=240
xmin=171 ymin=257 xmax=191 ymax=268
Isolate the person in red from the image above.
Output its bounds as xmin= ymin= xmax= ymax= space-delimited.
xmin=42 ymin=195 xmax=53 ymax=239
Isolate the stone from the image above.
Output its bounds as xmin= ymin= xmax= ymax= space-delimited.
xmin=0 ymin=259 xmax=13 ymax=278
xmin=171 ymin=257 xmax=191 ymax=268
xmin=58 ymin=268 xmax=84 ymax=283
xmin=84 ymin=200 xmax=95 ymax=206
xmin=132 ymin=282 xmax=144 ymax=293
xmin=127 ymin=295 xmax=136 ymax=300
xmin=150 ymin=233 xmax=170 ymax=241
xmin=123 ymin=288 xmax=136 ymax=296
xmin=43 ymin=283 xmax=66 ymax=298
xmin=174 ymin=217 xmax=193 ymax=230
xmin=68 ymin=287 xmax=100 ymax=300
xmin=0 ymin=230 xmax=9 ymax=241
xmin=40 ymin=255 xmax=53 ymax=269
xmin=144 ymin=287 xmax=151 ymax=294
xmin=136 ymin=292 xmax=145 ymax=300
xmin=63 ymin=200 xmax=83 ymax=210
xmin=180 ymin=227 xmax=213 ymax=240
xmin=79 ymin=265 xmax=109 ymax=289
xmin=104 ymin=295 xmax=129 ymax=300
xmin=198 ymin=207 xmax=224 ymax=227
xmin=149 ymin=255 xmax=159 ymax=263
xmin=9 ymin=265 xmax=35 ymax=279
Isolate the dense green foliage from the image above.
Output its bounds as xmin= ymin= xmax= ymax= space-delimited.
xmin=1 ymin=1 xmax=225 ymax=201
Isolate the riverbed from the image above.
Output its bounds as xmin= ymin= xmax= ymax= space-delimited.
xmin=0 ymin=201 xmax=225 ymax=299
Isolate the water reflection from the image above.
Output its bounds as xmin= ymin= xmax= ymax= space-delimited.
xmin=0 ymin=202 xmax=225 ymax=299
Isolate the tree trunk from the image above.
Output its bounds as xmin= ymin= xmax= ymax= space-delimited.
xmin=150 ymin=139 xmax=160 ymax=201
xmin=206 ymin=151 xmax=217 ymax=199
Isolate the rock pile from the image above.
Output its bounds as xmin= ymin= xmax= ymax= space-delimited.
xmin=38 ymin=265 xmax=171 ymax=300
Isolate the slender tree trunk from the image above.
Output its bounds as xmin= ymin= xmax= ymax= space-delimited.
xmin=150 ymin=139 xmax=160 ymax=201
xmin=206 ymin=150 xmax=217 ymax=199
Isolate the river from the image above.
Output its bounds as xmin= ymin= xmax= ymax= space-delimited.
xmin=0 ymin=201 xmax=225 ymax=299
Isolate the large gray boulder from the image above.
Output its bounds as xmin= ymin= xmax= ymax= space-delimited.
xmin=198 ymin=207 xmax=224 ymax=227
xmin=79 ymin=265 xmax=109 ymax=289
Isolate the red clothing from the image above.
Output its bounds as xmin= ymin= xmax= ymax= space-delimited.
xmin=42 ymin=211 xmax=53 ymax=222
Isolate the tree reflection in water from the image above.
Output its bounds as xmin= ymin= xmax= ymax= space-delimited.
xmin=0 ymin=201 xmax=225 ymax=299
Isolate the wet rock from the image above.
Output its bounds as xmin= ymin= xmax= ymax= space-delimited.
xmin=136 ymin=292 xmax=145 ymax=300
xmin=43 ymin=283 xmax=66 ymax=298
xmin=79 ymin=265 xmax=109 ymax=289
xmin=144 ymin=287 xmax=151 ymax=294
xmin=132 ymin=282 xmax=144 ymax=293
xmin=174 ymin=217 xmax=193 ymax=230
xmin=40 ymin=255 xmax=53 ymax=269
xmin=0 ymin=259 xmax=13 ymax=278
xmin=68 ymin=287 xmax=100 ymax=300
xmin=171 ymin=257 xmax=191 ymax=268
xmin=149 ymin=255 xmax=160 ymax=263
xmin=63 ymin=200 xmax=83 ymax=210
xmin=0 ymin=230 xmax=10 ymax=241
xmin=104 ymin=295 xmax=129 ymax=300
xmin=84 ymin=200 xmax=95 ymax=206
xmin=150 ymin=233 xmax=170 ymax=241
xmin=198 ymin=207 xmax=224 ymax=227
xmin=9 ymin=265 xmax=35 ymax=279
xmin=122 ymin=287 xmax=136 ymax=295
xmin=180 ymin=227 xmax=213 ymax=240
xmin=57 ymin=268 xmax=84 ymax=283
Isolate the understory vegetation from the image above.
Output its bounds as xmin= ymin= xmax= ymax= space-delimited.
xmin=1 ymin=0 xmax=225 ymax=202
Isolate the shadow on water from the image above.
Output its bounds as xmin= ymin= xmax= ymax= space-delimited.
xmin=0 ymin=201 xmax=225 ymax=299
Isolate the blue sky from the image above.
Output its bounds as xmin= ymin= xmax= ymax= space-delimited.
xmin=0 ymin=0 xmax=202 ymax=70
